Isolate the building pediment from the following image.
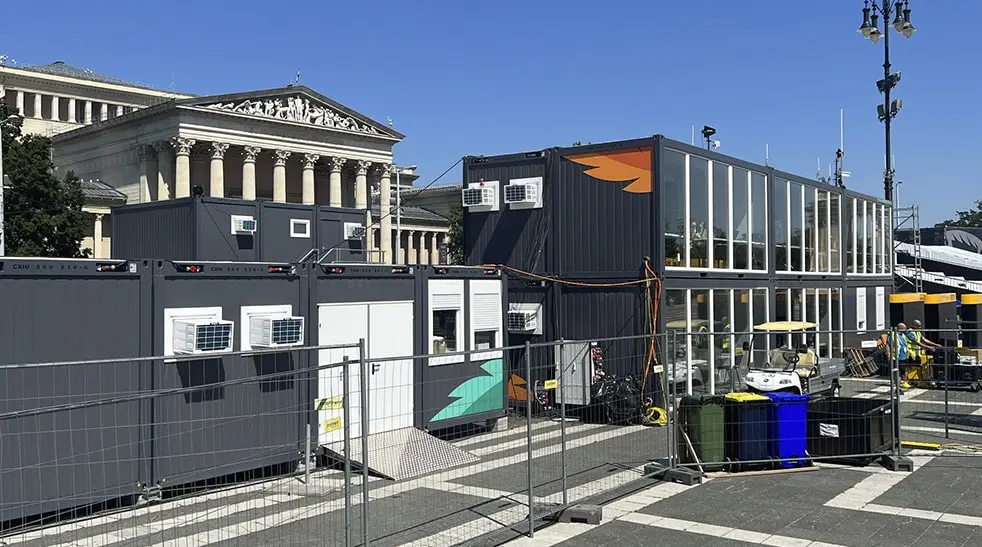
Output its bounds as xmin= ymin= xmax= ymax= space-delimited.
xmin=179 ymin=86 xmax=403 ymax=140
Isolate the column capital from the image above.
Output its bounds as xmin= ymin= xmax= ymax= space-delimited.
xmin=242 ymin=145 xmax=262 ymax=163
xmin=137 ymin=144 xmax=156 ymax=161
xmin=329 ymin=156 xmax=348 ymax=173
xmin=374 ymin=163 xmax=392 ymax=178
xmin=170 ymin=136 xmax=196 ymax=156
xmin=211 ymin=142 xmax=230 ymax=159
xmin=94 ymin=213 xmax=104 ymax=221
xmin=273 ymin=149 xmax=292 ymax=166
xmin=302 ymin=153 xmax=320 ymax=170
xmin=355 ymin=159 xmax=372 ymax=176
xmin=152 ymin=140 xmax=171 ymax=154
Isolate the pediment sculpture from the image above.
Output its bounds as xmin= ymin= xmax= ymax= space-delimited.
xmin=202 ymin=96 xmax=381 ymax=135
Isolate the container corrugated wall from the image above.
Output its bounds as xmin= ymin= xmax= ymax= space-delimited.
xmin=0 ymin=259 xmax=152 ymax=524
xmin=112 ymin=200 xmax=195 ymax=260
xmin=463 ymin=153 xmax=550 ymax=271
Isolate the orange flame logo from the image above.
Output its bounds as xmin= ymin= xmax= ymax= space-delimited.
xmin=564 ymin=147 xmax=652 ymax=194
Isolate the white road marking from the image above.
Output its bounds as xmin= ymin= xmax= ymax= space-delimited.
xmin=617 ymin=512 xmax=847 ymax=547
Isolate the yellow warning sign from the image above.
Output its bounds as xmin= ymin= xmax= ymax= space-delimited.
xmin=322 ymin=417 xmax=343 ymax=433
xmin=314 ymin=397 xmax=344 ymax=411
xmin=653 ymin=365 xmax=664 ymax=374
xmin=543 ymin=379 xmax=559 ymax=390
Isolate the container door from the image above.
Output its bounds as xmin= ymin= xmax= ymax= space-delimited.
xmin=317 ymin=303 xmax=368 ymax=444
xmin=368 ymin=301 xmax=415 ymax=434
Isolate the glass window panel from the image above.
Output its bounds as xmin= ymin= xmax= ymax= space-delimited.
xmin=773 ymin=179 xmax=788 ymax=271
xmin=882 ymin=206 xmax=892 ymax=274
xmin=772 ymin=289 xmax=790 ymax=350
xmin=712 ymin=163 xmax=730 ymax=269
xmin=865 ymin=201 xmax=875 ymax=273
xmin=817 ymin=191 xmax=830 ymax=272
xmin=734 ymin=289 xmax=751 ymax=362
xmin=662 ymin=150 xmax=686 ymax=267
xmin=789 ymin=183 xmax=803 ymax=271
xmin=689 ymin=156 xmax=710 ymax=268
xmin=713 ymin=289 xmax=732 ymax=392
xmin=847 ymin=197 xmax=858 ymax=274
xmin=690 ymin=289 xmax=711 ymax=392
xmin=878 ymin=206 xmax=888 ymax=274
xmin=751 ymin=172 xmax=767 ymax=270
xmin=732 ymin=167 xmax=750 ymax=270
xmin=830 ymin=194 xmax=841 ymax=273
xmin=831 ymin=288 xmax=843 ymax=357
xmin=663 ymin=290 xmax=688 ymax=368
xmin=818 ymin=288 xmax=831 ymax=359
xmin=804 ymin=289 xmax=817 ymax=350
xmin=804 ymin=188 xmax=817 ymax=272
xmin=750 ymin=289 xmax=769 ymax=367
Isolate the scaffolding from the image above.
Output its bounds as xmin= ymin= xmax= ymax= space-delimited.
xmin=894 ymin=205 xmax=923 ymax=293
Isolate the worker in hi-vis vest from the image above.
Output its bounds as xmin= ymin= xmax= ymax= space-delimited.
xmin=909 ymin=319 xmax=942 ymax=362
xmin=887 ymin=323 xmax=918 ymax=389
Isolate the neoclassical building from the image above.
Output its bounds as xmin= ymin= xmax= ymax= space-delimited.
xmin=0 ymin=60 xmax=449 ymax=263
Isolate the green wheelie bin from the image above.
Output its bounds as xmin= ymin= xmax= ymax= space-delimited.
xmin=678 ymin=395 xmax=725 ymax=471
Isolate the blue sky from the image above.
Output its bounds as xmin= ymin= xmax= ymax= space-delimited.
xmin=3 ymin=0 xmax=977 ymax=225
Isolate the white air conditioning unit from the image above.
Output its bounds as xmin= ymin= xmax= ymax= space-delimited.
xmin=249 ymin=315 xmax=305 ymax=348
xmin=504 ymin=177 xmax=543 ymax=210
xmin=507 ymin=303 xmax=542 ymax=335
xmin=231 ymin=215 xmax=257 ymax=235
xmin=461 ymin=180 xmax=500 ymax=212
xmin=172 ymin=319 xmax=235 ymax=355
xmin=344 ymin=222 xmax=366 ymax=240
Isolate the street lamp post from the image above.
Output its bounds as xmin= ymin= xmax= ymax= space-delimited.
xmin=858 ymin=0 xmax=916 ymax=202
xmin=0 ymin=113 xmax=24 ymax=257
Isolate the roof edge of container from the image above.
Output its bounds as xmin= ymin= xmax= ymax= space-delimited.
xmin=660 ymin=136 xmax=771 ymax=174
xmin=554 ymin=135 xmax=657 ymax=155
xmin=463 ymin=149 xmax=551 ymax=166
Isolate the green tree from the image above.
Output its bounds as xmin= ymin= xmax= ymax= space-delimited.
xmin=936 ymin=201 xmax=982 ymax=228
xmin=1 ymin=100 xmax=91 ymax=257
xmin=446 ymin=204 xmax=464 ymax=265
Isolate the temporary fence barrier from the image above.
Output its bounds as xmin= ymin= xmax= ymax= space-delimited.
xmin=0 ymin=327 xmax=957 ymax=546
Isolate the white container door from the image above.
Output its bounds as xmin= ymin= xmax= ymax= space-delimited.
xmin=317 ymin=303 xmax=367 ymax=444
xmin=367 ymin=301 xmax=416 ymax=434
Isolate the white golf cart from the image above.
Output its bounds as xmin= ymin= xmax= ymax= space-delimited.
xmin=742 ymin=321 xmax=844 ymax=398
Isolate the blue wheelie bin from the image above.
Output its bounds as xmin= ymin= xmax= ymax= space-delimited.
xmin=764 ymin=392 xmax=810 ymax=468
xmin=723 ymin=392 xmax=772 ymax=471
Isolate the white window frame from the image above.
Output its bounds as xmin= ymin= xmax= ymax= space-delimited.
xmin=290 ymin=218 xmax=311 ymax=239
xmin=428 ymin=279 xmax=465 ymax=367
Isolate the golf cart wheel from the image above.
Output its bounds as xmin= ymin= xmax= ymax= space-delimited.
xmin=972 ymin=382 xmax=981 ymax=393
xmin=831 ymin=383 xmax=841 ymax=398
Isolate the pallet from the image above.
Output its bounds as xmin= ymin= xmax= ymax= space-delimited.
xmin=846 ymin=348 xmax=880 ymax=378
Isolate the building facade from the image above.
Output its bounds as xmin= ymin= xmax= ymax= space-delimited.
xmin=1 ymin=60 xmax=449 ymax=262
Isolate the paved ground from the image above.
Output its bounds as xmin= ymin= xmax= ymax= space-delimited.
xmin=3 ymin=376 xmax=982 ymax=547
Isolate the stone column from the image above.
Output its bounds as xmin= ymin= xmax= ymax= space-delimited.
xmin=171 ymin=136 xmax=195 ymax=198
xmin=431 ymin=232 xmax=441 ymax=265
xmin=84 ymin=101 xmax=92 ymax=124
xmin=209 ymin=142 xmax=229 ymax=198
xmin=153 ymin=141 xmax=173 ymax=200
xmin=242 ymin=146 xmax=261 ymax=201
xmin=328 ymin=156 xmax=346 ymax=207
xmin=419 ymin=233 xmax=430 ymax=265
xmin=273 ymin=149 xmax=291 ymax=203
xmin=68 ymin=98 xmax=77 ymax=123
xmin=407 ymin=231 xmax=417 ymax=264
xmin=354 ymin=160 xmax=371 ymax=210
xmin=100 ymin=103 xmax=109 ymax=121
xmin=302 ymin=153 xmax=320 ymax=205
xmin=137 ymin=144 xmax=155 ymax=202
xmin=50 ymin=96 xmax=59 ymax=121
xmin=375 ymin=164 xmax=392 ymax=263
xmin=33 ymin=93 xmax=42 ymax=118
xmin=15 ymin=91 xmax=24 ymax=115
xmin=93 ymin=214 xmax=104 ymax=258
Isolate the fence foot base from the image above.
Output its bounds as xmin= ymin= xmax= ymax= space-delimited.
xmin=643 ymin=462 xmax=703 ymax=486
xmin=547 ymin=504 xmax=603 ymax=525
xmin=881 ymin=454 xmax=914 ymax=472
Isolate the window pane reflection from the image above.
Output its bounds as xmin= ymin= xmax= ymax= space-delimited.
xmin=804 ymin=187 xmax=817 ymax=272
xmin=712 ymin=163 xmax=730 ymax=269
xmin=732 ymin=167 xmax=750 ymax=270
xmin=751 ymin=172 xmax=767 ymax=270
xmin=789 ymin=183 xmax=803 ymax=271
xmin=689 ymin=157 xmax=710 ymax=268
xmin=663 ymin=150 xmax=686 ymax=267
xmin=817 ymin=191 xmax=830 ymax=272
xmin=773 ymin=179 xmax=788 ymax=271
xmin=830 ymin=194 xmax=841 ymax=273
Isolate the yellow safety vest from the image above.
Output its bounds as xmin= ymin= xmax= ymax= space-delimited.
xmin=721 ymin=323 xmax=731 ymax=350
xmin=910 ymin=330 xmax=923 ymax=360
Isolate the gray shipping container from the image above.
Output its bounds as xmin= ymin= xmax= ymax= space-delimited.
xmin=0 ymin=258 xmax=152 ymax=524
xmin=112 ymin=196 xmax=367 ymax=264
xmin=148 ymin=260 xmax=308 ymax=488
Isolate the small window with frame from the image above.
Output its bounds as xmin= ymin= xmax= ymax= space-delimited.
xmin=474 ymin=330 xmax=497 ymax=351
xmin=432 ymin=309 xmax=458 ymax=354
xmin=290 ymin=219 xmax=311 ymax=239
